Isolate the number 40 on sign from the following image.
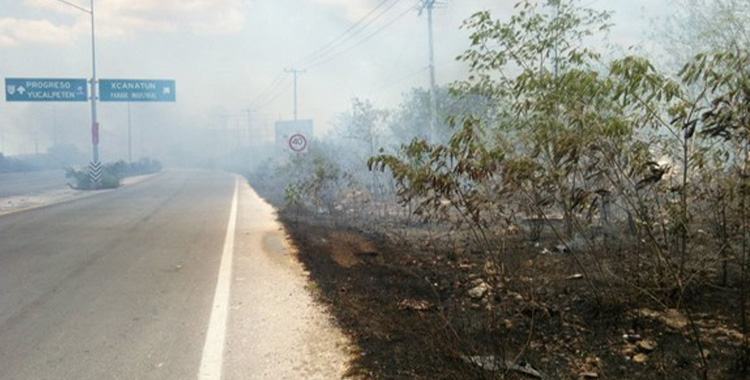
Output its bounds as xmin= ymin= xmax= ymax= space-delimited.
xmin=288 ymin=133 xmax=308 ymax=153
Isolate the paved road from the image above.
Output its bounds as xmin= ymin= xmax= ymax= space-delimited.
xmin=0 ymin=170 xmax=348 ymax=380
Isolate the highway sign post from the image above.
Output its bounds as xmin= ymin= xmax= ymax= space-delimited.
xmin=5 ymin=78 xmax=88 ymax=102
xmin=99 ymin=79 xmax=175 ymax=102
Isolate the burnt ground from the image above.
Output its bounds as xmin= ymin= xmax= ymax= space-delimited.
xmin=276 ymin=210 xmax=750 ymax=380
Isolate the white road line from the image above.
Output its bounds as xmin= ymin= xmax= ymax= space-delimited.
xmin=199 ymin=177 xmax=239 ymax=380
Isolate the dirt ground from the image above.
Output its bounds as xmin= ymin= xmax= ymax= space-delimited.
xmin=277 ymin=211 xmax=750 ymax=380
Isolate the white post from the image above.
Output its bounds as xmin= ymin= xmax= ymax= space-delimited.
xmin=90 ymin=0 xmax=99 ymax=165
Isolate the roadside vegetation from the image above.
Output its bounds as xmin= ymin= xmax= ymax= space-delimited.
xmin=66 ymin=158 xmax=162 ymax=190
xmin=249 ymin=1 xmax=750 ymax=378
xmin=0 ymin=152 xmax=35 ymax=172
xmin=0 ymin=143 xmax=89 ymax=173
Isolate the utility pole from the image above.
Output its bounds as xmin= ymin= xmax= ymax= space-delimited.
xmin=127 ymin=102 xmax=132 ymax=164
xmin=89 ymin=0 xmax=100 ymax=181
xmin=284 ymin=68 xmax=305 ymax=120
xmin=419 ymin=0 xmax=439 ymax=143
xmin=53 ymin=106 xmax=59 ymax=146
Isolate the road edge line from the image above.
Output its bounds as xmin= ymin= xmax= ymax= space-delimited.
xmin=198 ymin=177 xmax=239 ymax=380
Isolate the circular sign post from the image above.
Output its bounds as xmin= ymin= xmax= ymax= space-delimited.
xmin=288 ymin=133 xmax=307 ymax=153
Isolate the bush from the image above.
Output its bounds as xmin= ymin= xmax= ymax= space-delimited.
xmin=0 ymin=153 xmax=36 ymax=172
xmin=66 ymin=166 xmax=120 ymax=190
xmin=66 ymin=158 xmax=162 ymax=190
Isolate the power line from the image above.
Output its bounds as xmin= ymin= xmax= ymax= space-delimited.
xmin=251 ymin=0 xmax=412 ymax=112
xmin=291 ymin=0 xmax=396 ymax=68
xmin=296 ymin=0 xmax=406 ymax=70
xmin=303 ymin=6 xmax=413 ymax=71
xmin=250 ymin=71 xmax=290 ymax=112
xmin=253 ymin=80 xmax=292 ymax=110
xmin=249 ymin=71 xmax=285 ymax=106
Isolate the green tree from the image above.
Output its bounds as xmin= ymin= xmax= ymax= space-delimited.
xmin=371 ymin=0 xmax=620 ymax=283
xmin=334 ymin=98 xmax=388 ymax=158
xmin=454 ymin=0 xmax=617 ymax=238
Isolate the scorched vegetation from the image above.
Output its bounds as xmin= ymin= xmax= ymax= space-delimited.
xmin=250 ymin=1 xmax=750 ymax=378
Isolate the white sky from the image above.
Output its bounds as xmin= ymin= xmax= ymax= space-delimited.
xmin=0 ymin=0 xmax=667 ymax=161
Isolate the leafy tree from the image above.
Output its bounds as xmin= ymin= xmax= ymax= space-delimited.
xmin=453 ymin=0 xmax=617 ymax=238
xmin=334 ymin=98 xmax=388 ymax=158
xmin=371 ymin=0 xmax=622 ymax=290
xmin=681 ymin=50 xmax=750 ymax=364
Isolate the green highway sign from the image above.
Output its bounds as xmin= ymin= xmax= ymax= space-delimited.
xmin=5 ymin=78 xmax=88 ymax=102
xmin=99 ymin=79 xmax=176 ymax=102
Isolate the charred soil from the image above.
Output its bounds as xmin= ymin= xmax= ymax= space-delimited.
xmin=277 ymin=211 xmax=750 ymax=380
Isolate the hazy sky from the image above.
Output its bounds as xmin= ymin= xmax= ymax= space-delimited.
xmin=0 ymin=0 xmax=667 ymax=161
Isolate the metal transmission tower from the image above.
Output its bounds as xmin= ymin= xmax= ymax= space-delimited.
xmin=419 ymin=0 xmax=443 ymax=143
xmin=284 ymin=68 xmax=306 ymax=120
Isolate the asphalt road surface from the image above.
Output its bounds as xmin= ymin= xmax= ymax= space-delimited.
xmin=0 ymin=170 xmax=348 ymax=380
xmin=0 ymin=170 xmax=69 ymax=197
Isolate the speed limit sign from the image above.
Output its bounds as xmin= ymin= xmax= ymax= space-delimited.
xmin=288 ymin=133 xmax=308 ymax=153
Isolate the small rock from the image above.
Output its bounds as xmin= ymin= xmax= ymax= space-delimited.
xmin=503 ymin=319 xmax=513 ymax=329
xmin=554 ymin=244 xmax=569 ymax=253
xmin=398 ymin=299 xmax=433 ymax=312
xmin=458 ymin=263 xmax=473 ymax=271
xmin=508 ymin=291 xmax=524 ymax=301
xmin=636 ymin=340 xmax=657 ymax=353
xmin=621 ymin=344 xmax=636 ymax=357
xmin=633 ymin=353 xmax=649 ymax=363
xmin=700 ymin=349 xmax=711 ymax=359
xmin=663 ymin=309 xmax=688 ymax=329
xmin=579 ymin=372 xmax=599 ymax=379
xmin=468 ymin=282 xmax=491 ymax=300
xmin=638 ymin=308 xmax=661 ymax=319
xmin=483 ymin=261 xmax=499 ymax=276
xmin=470 ymin=277 xmax=485 ymax=287
xmin=623 ymin=333 xmax=641 ymax=343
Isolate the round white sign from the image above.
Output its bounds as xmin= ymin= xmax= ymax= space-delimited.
xmin=288 ymin=133 xmax=307 ymax=152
